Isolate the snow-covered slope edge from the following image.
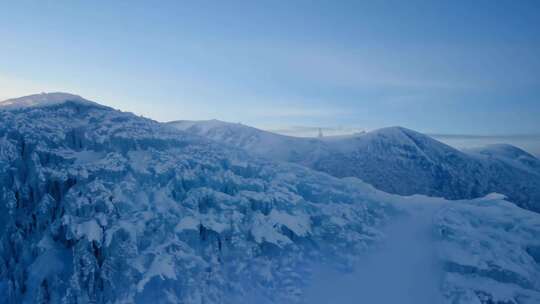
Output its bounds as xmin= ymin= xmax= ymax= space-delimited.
xmin=0 ymin=94 xmax=538 ymax=303
xmin=169 ymin=120 xmax=540 ymax=213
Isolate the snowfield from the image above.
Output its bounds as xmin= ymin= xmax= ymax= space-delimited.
xmin=0 ymin=93 xmax=539 ymax=303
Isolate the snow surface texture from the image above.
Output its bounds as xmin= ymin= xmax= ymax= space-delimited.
xmin=0 ymin=94 xmax=539 ymax=303
xmin=169 ymin=120 xmax=540 ymax=213
xmin=0 ymin=93 xmax=99 ymax=110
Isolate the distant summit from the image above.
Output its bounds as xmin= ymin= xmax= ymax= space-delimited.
xmin=0 ymin=92 xmax=100 ymax=109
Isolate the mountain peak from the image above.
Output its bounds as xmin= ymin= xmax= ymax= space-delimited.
xmin=364 ymin=126 xmax=428 ymax=144
xmin=370 ymin=126 xmax=420 ymax=137
xmin=0 ymin=92 xmax=101 ymax=110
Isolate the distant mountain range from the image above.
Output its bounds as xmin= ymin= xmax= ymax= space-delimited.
xmin=432 ymin=133 xmax=540 ymax=158
xmin=169 ymin=119 xmax=540 ymax=213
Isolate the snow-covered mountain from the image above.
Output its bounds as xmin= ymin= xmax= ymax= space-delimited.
xmin=169 ymin=120 xmax=540 ymax=213
xmin=0 ymin=92 xmax=99 ymax=109
xmin=465 ymin=144 xmax=540 ymax=174
xmin=1 ymin=94 xmax=539 ymax=303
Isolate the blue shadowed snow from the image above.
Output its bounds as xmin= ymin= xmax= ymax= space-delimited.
xmin=0 ymin=94 xmax=539 ymax=303
xmin=170 ymin=120 xmax=540 ymax=213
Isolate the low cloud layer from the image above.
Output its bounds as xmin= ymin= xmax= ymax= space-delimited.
xmin=303 ymin=215 xmax=443 ymax=304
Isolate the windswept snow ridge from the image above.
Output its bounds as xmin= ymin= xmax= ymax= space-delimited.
xmin=0 ymin=95 xmax=539 ymax=303
xmin=0 ymin=93 xmax=101 ymax=110
xmin=169 ymin=120 xmax=540 ymax=212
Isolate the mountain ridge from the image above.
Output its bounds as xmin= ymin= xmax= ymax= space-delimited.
xmin=169 ymin=119 xmax=540 ymax=212
xmin=0 ymin=92 xmax=105 ymax=110
xmin=0 ymin=94 xmax=539 ymax=303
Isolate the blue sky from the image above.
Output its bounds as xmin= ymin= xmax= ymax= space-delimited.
xmin=1 ymin=1 xmax=539 ymax=135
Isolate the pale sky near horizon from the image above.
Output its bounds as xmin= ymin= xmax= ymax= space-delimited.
xmin=1 ymin=1 xmax=539 ymax=136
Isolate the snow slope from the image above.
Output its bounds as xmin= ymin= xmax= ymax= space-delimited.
xmin=0 ymin=94 xmax=539 ymax=303
xmin=465 ymin=144 xmax=540 ymax=174
xmin=169 ymin=120 xmax=540 ymax=212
